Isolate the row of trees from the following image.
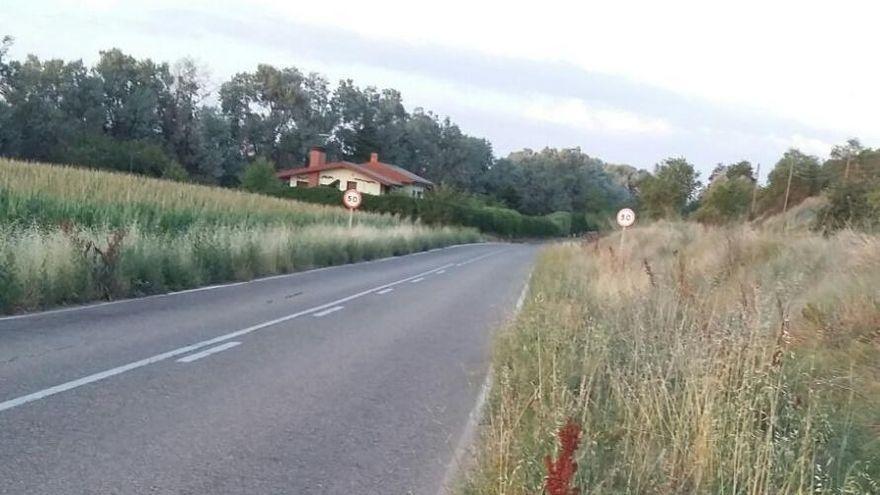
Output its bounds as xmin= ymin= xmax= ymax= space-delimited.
xmin=3 ymin=38 xmax=873 ymax=233
xmin=633 ymin=139 xmax=879 ymax=232
xmin=0 ymin=39 xmax=493 ymax=189
xmin=0 ymin=39 xmax=634 ymax=229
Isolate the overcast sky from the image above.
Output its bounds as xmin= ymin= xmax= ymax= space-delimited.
xmin=5 ymin=0 xmax=877 ymax=178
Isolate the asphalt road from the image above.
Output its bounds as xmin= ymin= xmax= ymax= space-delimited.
xmin=0 ymin=242 xmax=537 ymax=494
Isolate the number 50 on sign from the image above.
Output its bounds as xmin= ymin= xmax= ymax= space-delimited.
xmin=616 ymin=208 xmax=635 ymax=228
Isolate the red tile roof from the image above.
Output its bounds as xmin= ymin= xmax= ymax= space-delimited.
xmin=276 ymin=161 xmax=404 ymax=186
xmin=277 ymin=156 xmax=433 ymax=188
xmin=362 ymin=159 xmax=433 ymax=186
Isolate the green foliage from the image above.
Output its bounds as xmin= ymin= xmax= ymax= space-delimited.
xmin=483 ymin=148 xmax=630 ymax=216
xmin=693 ymin=176 xmax=754 ymax=224
xmin=279 ymin=185 xmax=564 ymax=238
xmin=60 ymin=133 xmax=180 ymax=176
xmin=240 ymin=157 xmax=284 ymax=195
xmin=638 ymin=157 xmax=701 ymax=219
xmin=725 ymin=160 xmax=755 ymax=181
xmin=759 ymin=149 xmax=824 ymax=215
xmin=0 ymin=46 xmax=494 ymax=197
xmin=0 ymin=158 xmax=480 ymax=313
xmin=814 ymin=182 xmax=880 ymax=233
xmin=544 ymin=211 xmax=572 ymax=236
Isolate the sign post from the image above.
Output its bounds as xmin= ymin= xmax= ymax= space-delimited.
xmin=616 ymin=208 xmax=636 ymax=255
xmin=342 ymin=189 xmax=363 ymax=229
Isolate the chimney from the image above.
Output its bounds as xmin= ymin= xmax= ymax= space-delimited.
xmin=369 ymin=152 xmax=379 ymax=164
xmin=308 ymin=146 xmax=326 ymax=168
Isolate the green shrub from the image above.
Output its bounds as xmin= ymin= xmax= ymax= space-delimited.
xmin=241 ymin=157 xmax=284 ymax=196
xmin=281 ymin=185 xmax=562 ymax=238
xmin=814 ymin=182 xmax=880 ymax=233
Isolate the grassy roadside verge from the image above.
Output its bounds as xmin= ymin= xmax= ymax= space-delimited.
xmin=462 ymin=222 xmax=879 ymax=493
xmin=0 ymin=159 xmax=480 ymax=314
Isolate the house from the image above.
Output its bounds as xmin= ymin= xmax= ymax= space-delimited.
xmin=276 ymin=147 xmax=433 ymax=198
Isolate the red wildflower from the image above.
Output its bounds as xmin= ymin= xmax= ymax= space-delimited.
xmin=544 ymin=418 xmax=582 ymax=495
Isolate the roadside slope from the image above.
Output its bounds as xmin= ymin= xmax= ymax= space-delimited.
xmin=463 ymin=222 xmax=880 ymax=494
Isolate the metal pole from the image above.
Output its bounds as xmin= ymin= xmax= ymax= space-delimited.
xmin=619 ymin=225 xmax=626 ymax=256
xmin=348 ymin=208 xmax=353 ymax=229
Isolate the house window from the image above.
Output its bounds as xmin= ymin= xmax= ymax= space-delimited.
xmin=346 ymin=181 xmax=357 ymax=191
xmin=296 ymin=180 xmax=309 ymax=188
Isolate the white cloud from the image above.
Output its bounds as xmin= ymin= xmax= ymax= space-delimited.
xmin=523 ymin=97 xmax=673 ymax=135
xmin=776 ymin=134 xmax=834 ymax=158
xmin=248 ymin=0 xmax=880 ymax=141
xmin=294 ymin=59 xmax=674 ymax=136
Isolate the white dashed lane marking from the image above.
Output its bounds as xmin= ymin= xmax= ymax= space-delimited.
xmin=177 ymin=342 xmax=242 ymax=363
xmin=313 ymin=306 xmax=344 ymax=317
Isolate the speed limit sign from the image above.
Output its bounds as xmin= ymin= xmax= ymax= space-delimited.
xmin=616 ymin=208 xmax=635 ymax=228
xmin=342 ymin=189 xmax=362 ymax=210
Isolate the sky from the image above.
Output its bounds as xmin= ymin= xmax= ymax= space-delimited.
xmin=4 ymin=0 xmax=878 ymax=178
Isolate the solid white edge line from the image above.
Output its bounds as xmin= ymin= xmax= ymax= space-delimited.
xmin=436 ymin=265 xmax=533 ymax=495
xmin=312 ymin=306 xmax=344 ymax=317
xmin=0 ymin=242 xmax=499 ymax=323
xmin=176 ymin=341 xmax=241 ymax=363
xmin=0 ymin=258 xmax=467 ymax=414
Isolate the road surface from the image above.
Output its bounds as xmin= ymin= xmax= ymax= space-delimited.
xmin=0 ymin=242 xmax=537 ymax=494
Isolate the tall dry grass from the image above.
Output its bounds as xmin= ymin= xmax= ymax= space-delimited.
xmin=463 ymin=222 xmax=879 ymax=494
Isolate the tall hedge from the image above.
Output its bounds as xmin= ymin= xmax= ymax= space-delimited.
xmin=280 ymin=186 xmax=565 ymax=238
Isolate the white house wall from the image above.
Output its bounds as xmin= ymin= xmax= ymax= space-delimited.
xmin=317 ymin=169 xmax=383 ymax=196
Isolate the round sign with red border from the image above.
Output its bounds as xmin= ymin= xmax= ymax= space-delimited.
xmin=616 ymin=208 xmax=636 ymax=227
xmin=342 ymin=189 xmax=363 ymax=209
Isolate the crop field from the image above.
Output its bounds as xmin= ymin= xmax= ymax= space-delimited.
xmin=463 ymin=221 xmax=879 ymax=494
xmin=0 ymin=159 xmax=480 ymax=313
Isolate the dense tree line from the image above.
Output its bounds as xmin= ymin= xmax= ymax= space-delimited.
xmin=641 ymin=141 xmax=879 ymax=232
xmin=4 ymin=38 xmax=873 ymax=234
xmin=0 ymin=39 xmax=634 ymax=232
xmin=0 ymin=40 xmax=493 ymax=189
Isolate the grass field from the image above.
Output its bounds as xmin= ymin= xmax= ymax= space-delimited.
xmin=0 ymin=159 xmax=480 ymax=313
xmin=463 ymin=221 xmax=879 ymax=494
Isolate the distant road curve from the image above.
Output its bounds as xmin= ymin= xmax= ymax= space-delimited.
xmin=0 ymin=242 xmax=538 ymax=495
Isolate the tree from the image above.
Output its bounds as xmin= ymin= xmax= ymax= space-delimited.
xmin=94 ymin=49 xmax=173 ymax=142
xmin=240 ymin=157 xmax=283 ymax=195
xmin=725 ymin=160 xmax=755 ymax=181
xmin=194 ymin=106 xmax=243 ymax=185
xmin=164 ymin=58 xmax=209 ymax=176
xmin=0 ymin=54 xmax=103 ymax=160
xmin=693 ymin=175 xmax=753 ymax=224
xmin=759 ymin=149 xmax=823 ymax=215
xmin=814 ymin=181 xmax=878 ymax=233
xmin=221 ymin=65 xmax=334 ymax=167
xmin=827 ymin=138 xmax=864 ymax=182
xmin=638 ymin=157 xmax=701 ymax=219
xmin=330 ymin=80 xmax=408 ymax=163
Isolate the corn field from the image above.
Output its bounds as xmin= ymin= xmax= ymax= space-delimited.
xmin=0 ymin=159 xmax=480 ymax=313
